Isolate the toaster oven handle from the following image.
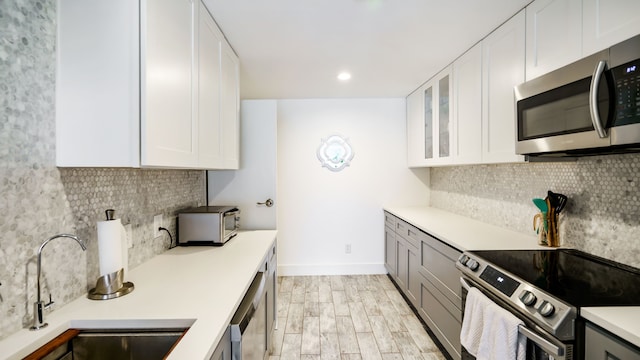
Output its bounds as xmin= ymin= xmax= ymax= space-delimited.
xmin=589 ymin=60 xmax=608 ymax=139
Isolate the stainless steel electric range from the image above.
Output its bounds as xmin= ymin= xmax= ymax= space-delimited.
xmin=456 ymin=249 xmax=640 ymax=360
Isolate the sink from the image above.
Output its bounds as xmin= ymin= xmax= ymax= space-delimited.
xmin=26 ymin=328 xmax=188 ymax=360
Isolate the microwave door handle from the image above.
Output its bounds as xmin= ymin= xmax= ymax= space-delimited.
xmin=589 ymin=60 xmax=608 ymax=138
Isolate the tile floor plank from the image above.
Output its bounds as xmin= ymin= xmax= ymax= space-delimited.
xmin=356 ymin=332 xmax=382 ymax=360
xmin=281 ymin=333 xmax=303 ymax=360
xmin=319 ymin=302 xmax=338 ymax=333
xmin=286 ymin=303 xmax=305 ymax=334
xmin=369 ymin=316 xmax=398 ymax=353
xmin=348 ymin=302 xmax=372 ymax=333
xmin=301 ymin=317 xmax=321 ymax=355
xmin=320 ymin=332 xmax=341 ymax=360
xmin=332 ymin=290 xmax=350 ymax=316
xmin=336 ymin=316 xmax=360 ymax=354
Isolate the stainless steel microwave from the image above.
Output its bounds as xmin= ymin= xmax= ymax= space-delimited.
xmin=515 ymin=34 xmax=640 ymax=157
xmin=178 ymin=206 xmax=240 ymax=245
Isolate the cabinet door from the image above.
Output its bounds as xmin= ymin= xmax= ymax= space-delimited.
xmin=220 ymin=41 xmax=240 ymax=169
xmin=406 ymin=89 xmax=425 ymax=167
xmin=525 ymin=0 xmax=582 ymax=81
xmin=482 ymin=10 xmax=526 ymax=164
xmin=583 ymin=0 xmax=640 ymax=56
xmin=56 ymin=0 xmax=140 ymax=167
xmin=141 ymin=0 xmax=198 ymax=168
xmin=406 ymin=244 xmax=420 ymax=308
xmin=437 ymin=72 xmax=452 ymax=161
xmin=395 ymin=238 xmax=408 ymax=290
xmin=452 ymin=43 xmax=482 ymax=165
xmin=585 ymin=323 xmax=640 ymax=360
xmin=384 ymin=226 xmax=397 ymax=277
xmin=198 ymin=3 xmax=223 ymax=168
xmin=424 ymin=83 xmax=436 ymax=163
xmin=424 ymin=67 xmax=453 ymax=166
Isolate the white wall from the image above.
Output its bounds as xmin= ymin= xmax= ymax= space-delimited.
xmin=277 ymin=99 xmax=430 ymax=275
xmin=208 ymin=100 xmax=278 ymax=230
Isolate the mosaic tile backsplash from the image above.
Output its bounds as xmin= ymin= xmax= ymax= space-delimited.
xmin=0 ymin=0 xmax=205 ymax=340
xmin=430 ymin=154 xmax=640 ymax=269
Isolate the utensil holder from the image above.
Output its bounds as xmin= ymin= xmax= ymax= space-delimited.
xmin=533 ymin=211 xmax=559 ymax=247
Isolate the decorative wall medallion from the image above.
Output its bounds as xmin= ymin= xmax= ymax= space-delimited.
xmin=317 ymin=134 xmax=354 ymax=172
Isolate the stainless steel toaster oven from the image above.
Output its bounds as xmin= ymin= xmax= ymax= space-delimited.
xmin=177 ymin=206 xmax=240 ymax=246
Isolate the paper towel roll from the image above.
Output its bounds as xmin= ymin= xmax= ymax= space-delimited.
xmin=97 ymin=219 xmax=124 ymax=276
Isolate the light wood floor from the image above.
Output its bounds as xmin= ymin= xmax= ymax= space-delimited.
xmin=271 ymin=275 xmax=447 ymax=360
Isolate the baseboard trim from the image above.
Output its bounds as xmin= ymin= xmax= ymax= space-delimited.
xmin=277 ymin=263 xmax=386 ymax=276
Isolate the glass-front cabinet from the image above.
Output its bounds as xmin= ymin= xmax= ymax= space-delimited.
xmin=407 ymin=66 xmax=452 ymax=167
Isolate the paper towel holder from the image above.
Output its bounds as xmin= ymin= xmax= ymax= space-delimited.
xmin=88 ymin=268 xmax=134 ymax=300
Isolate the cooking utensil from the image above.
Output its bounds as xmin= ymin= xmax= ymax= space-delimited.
xmin=547 ymin=191 xmax=568 ymax=213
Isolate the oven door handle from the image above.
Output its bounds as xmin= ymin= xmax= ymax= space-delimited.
xmin=518 ymin=325 xmax=565 ymax=359
xmin=460 ymin=277 xmax=472 ymax=291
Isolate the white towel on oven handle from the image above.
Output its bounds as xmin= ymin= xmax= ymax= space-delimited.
xmin=461 ymin=287 xmax=527 ymax=360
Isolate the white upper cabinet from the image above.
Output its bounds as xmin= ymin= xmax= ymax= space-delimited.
xmin=525 ymin=0 xmax=583 ymax=81
xmin=452 ymin=43 xmax=482 ymax=165
xmin=199 ymin=2 xmax=240 ymax=170
xmin=407 ymin=67 xmax=453 ymax=167
xmin=198 ymin=2 xmax=224 ymax=169
xmin=56 ymin=0 xmax=239 ymax=169
xmin=406 ymin=88 xmax=424 ymax=167
xmin=407 ymin=66 xmax=456 ymax=167
xmin=582 ymin=0 xmax=640 ymax=56
xmin=526 ymin=0 xmax=640 ymax=81
xmin=482 ymin=10 xmax=526 ymax=164
xmin=219 ymin=40 xmax=241 ymax=169
xmin=141 ymin=0 xmax=198 ymax=168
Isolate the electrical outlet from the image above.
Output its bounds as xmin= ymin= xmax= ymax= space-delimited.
xmin=345 ymin=244 xmax=351 ymax=254
xmin=124 ymin=223 xmax=133 ymax=248
xmin=153 ymin=214 xmax=163 ymax=238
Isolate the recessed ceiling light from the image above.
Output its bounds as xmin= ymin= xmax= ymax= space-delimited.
xmin=337 ymin=72 xmax=352 ymax=81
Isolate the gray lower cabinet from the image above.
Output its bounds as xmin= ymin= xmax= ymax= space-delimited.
xmin=384 ymin=223 xmax=397 ymax=277
xmin=210 ymin=327 xmax=231 ymax=360
xmin=585 ymin=322 xmax=640 ymax=360
xmin=266 ymin=242 xmax=278 ymax=354
xmin=418 ymin=228 xmax=462 ymax=360
xmin=383 ymin=211 xmax=463 ymax=360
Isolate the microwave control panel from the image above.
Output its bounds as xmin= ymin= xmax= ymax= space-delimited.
xmin=612 ymin=59 xmax=640 ymax=126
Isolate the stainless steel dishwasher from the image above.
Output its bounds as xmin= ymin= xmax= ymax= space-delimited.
xmin=230 ymin=271 xmax=268 ymax=360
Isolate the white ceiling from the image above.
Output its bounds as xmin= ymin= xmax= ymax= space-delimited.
xmin=203 ymin=0 xmax=531 ymax=99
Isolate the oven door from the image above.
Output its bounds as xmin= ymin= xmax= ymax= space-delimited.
xmin=460 ymin=277 xmax=573 ymax=360
xmin=223 ymin=209 xmax=240 ymax=241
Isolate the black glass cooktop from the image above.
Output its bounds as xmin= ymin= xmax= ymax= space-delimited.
xmin=469 ymin=249 xmax=640 ymax=307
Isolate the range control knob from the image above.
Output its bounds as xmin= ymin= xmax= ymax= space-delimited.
xmin=458 ymin=255 xmax=469 ymax=265
xmin=538 ymin=301 xmax=555 ymax=317
xmin=466 ymin=259 xmax=479 ymax=271
xmin=519 ymin=290 xmax=537 ymax=306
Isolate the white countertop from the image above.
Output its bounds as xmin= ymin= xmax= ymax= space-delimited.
xmin=384 ymin=206 xmax=546 ymax=251
xmin=384 ymin=206 xmax=640 ymax=348
xmin=0 ymin=230 xmax=277 ymax=360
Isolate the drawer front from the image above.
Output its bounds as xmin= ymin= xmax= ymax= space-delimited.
xmin=384 ymin=211 xmax=396 ymax=229
xmin=419 ymin=273 xmax=462 ymax=359
xmin=421 ymin=234 xmax=462 ymax=300
xmin=395 ymin=220 xmax=419 ymax=249
xmin=419 ymin=266 xmax=461 ymax=310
